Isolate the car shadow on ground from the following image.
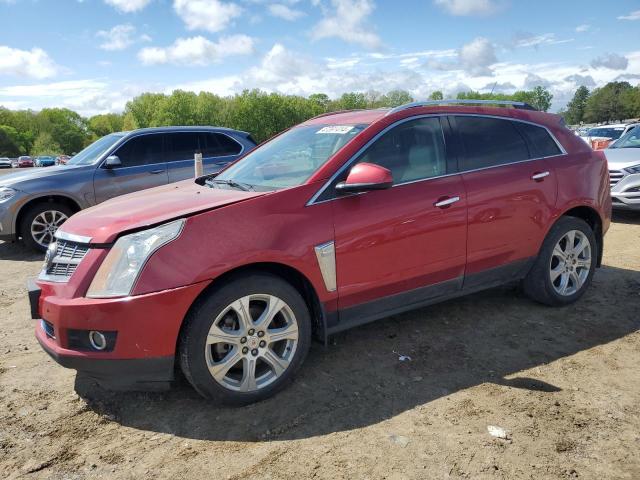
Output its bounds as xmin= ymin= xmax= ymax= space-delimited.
xmin=0 ymin=240 xmax=42 ymax=263
xmin=612 ymin=211 xmax=640 ymax=225
xmin=74 ymin=264 xmax=640 ymax=442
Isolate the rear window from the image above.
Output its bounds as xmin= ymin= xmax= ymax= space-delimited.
xmin=456 ymin=116 xmax=530 ymax=171
xmin=516 ymin=123 xmax=562 ymax=157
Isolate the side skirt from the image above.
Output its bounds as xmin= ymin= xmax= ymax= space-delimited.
xmin=325 ymin=257 xmax=535 ymax=337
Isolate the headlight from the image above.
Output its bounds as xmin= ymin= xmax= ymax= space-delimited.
xmin=0 ymin=187 xmax=17 ymax=203
xmin=625 ymin=164 xmax=640 ymax=174
xmin=86 ymin=219 xmax=185 ymax=298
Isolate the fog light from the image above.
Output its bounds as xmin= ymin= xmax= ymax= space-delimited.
xmin=88 ymin=331 xmax=107 ymax=351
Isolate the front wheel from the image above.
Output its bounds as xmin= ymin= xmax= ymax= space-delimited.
xmin=179 ymin=273 xmax=311 ymax=405
xmin=523 ymin=216 xmax=597 ymax=306
xmin=20 ymin=202 xmax=72 ymax=252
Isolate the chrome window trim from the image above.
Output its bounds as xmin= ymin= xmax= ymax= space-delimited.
xmin=54 ymin=230 xmax=92 ymax=244
xmin=306 ymin=113 xmax=567 ymax=206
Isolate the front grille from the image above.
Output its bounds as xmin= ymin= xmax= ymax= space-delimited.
xmin=609 ymin=170 xmax=625 ymax=188
xmin=40 ymin=239 xmax=90 ymax=282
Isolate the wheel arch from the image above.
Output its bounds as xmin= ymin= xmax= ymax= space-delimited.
xmin=558 ymin=205 xmax=604 ymax=267
xmin=15 ymin=194 xmax=82 ymax=239
xmin=176 ymin=262 xmax=327 ymax=356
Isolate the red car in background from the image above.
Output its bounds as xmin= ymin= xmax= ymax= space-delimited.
xmin=30 ymin=100 xmax=611 ymax=405
xmin=18 ymin=156 xmax=34 ymax=168
xmin=55 ymin=155 xmax=71 ymax=165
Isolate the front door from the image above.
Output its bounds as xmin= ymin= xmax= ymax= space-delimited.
xmin=93 ymin=133 xmax=168 ymax=204
xmin=329 ymin=116 xmax=468 ymax=325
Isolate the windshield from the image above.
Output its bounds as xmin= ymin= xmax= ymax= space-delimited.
xmin=67 ymin=133 xmax=125 ymax=166
xmin=587 ymin=127 xmax=625 ymax=139
xmin=214 ymin=124 xmax=367 ymax=190
xmin=609 ymin=126 xmax=640 ymax=149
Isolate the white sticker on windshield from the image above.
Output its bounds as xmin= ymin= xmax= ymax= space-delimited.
xmin=316 ymin=125 xmax=355 ymax=134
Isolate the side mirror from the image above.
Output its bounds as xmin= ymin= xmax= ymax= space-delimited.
xmin=104 ymin=155 xmax=122 ymax=168
xmin=335 ymin=162 xmax=393 ymax=194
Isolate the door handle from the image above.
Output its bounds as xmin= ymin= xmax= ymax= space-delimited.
xmin=434 ymin=196 xmax=460 ymax=208
xmin=531 ymin=171 xmax=550 ymax=181
xmin=149 ymin=169 xmax=164 ymax=174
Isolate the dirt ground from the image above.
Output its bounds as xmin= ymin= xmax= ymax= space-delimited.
xmin=0 ymin=192 xmax=639 ymax=478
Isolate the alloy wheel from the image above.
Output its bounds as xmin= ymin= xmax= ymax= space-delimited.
xmin=205 ymin=294 xmax=299 ymax=392
xmin=549 ymin=230 xmax=592 ymax=296
xmin=30 ymin=210 xmax=68 ymax=248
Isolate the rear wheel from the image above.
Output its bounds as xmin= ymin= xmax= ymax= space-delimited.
xmin=179 ymin=273 xmax=311 ymax=405
xmin=20 ymin=202 xmax=72 ymax=252
xmin=523 ymin=216 xmax=597 ymax=306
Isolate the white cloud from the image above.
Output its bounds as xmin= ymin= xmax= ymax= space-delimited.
xmin=268 ymin=3 xmax=304 ymax=20
xmin=311 ymin=0 xmax=381 ymax=49
xmin=173 ymin=0 xmax=243 ymax=32
xmin=564 ymin=74 xmax=596 ymax=87
xmin=248 ymin=43 xmax=316 ymax=82
xmin=433 ymin=0 xmax=500 ymax=16
xmin=575 ymin=24 xmax=590 ymax=32
xmin=138 ymin=35 xmax=254 ymax=66
xmin=0 ymin=45 xmax=60 ymax=79
xmin=104 ymin=0 xmax=152 ymax=13
xmin=459 ymin=37 xmax=496 ymax=75
xmin=96 ymin=24 xmax=150 ymax=51
xmin=617 ymin=10 xmax=640 ymax=21
xmin=591 ymin=52 xmax=628 ymax=70
xmin=512 ymin=32 xmax=574 ymax=48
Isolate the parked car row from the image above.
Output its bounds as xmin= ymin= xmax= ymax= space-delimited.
xmin=576 ymin=122 xmax=640 ymax=150
xmin=23 ymin=100 xmax=612 ymax=405
xmin=0 ymin=154 xmax=74 ymax=169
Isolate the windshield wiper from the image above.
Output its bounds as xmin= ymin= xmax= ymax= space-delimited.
xmin=205 ymin=178 xmax=254 ymax=191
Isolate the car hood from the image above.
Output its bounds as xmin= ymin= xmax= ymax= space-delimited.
xmin=58 ymin=180 xmax=268 ymax=243
xmin=0 ymin=165 xmax=91 ymax=189
xmin=604 ymin=148 xmax=640 ymax=169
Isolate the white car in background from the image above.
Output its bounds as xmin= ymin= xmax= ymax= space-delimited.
xmin=0 ymin=157 xmax=12 ymax=169
xmin=605 ymin=125 xmax=640 ymax=211
xmin=582 ymin=124 xmax=627 ymax=149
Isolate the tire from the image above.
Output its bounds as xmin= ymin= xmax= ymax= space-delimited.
xmin=20 ymin=202 xmax=73 ymax=252
xmin=179 ymin=272 xmax=312 ymax=405
xmin=523 ymin=216 xmax=597 ymax=306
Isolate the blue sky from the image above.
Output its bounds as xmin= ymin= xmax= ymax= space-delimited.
xmin=1 ymin=0 xmax=639 ymax=115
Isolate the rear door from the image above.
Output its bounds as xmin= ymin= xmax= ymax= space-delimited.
xmin=452 ymin=115 xmax=559 ymax=288
xmin=93 ymin=133 xmax=168 ymax=204
xmin=164 ymin=132 xmax=203 ymax=183
xmin=201 ymin=132 xmax=244 ymax=174
xmin=329 ymin=116 xmax=467 ymax=324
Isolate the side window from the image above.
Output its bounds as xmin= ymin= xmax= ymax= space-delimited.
xmin=203 ymin=133 xmax=242 ymax=157
xmin=355 ymin=117 xmax=446 ymax=184
xmin=113 ymin=134 xmax=163 ymax=167
xmin=164 ymin=132 xmax=202 ymax=163
xmin=456 ymin=116 xmax=530 ymax=171
xmin=517 ymin=123 xmax=562 ymax=157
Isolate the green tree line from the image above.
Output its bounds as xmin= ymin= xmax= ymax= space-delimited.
xmin=5 ymin=82 xmax=632 ymax=158
xmin=561 ymin=81 xmax=640 ymax=125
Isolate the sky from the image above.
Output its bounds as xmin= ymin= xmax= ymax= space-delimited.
xmin=0 ymin=0 xmax=639 ymax=116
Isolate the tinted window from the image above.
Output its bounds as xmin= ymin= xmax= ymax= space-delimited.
xmin=456 ymin=116 xmax=530 ymax=170
xmin=164 ymin=132 xmax=202 ymax=162
xmin=517 ymin=123 xmax=562 ymax=157
xmin=355 ymin=117 xmax=446 ymax=184
xmin=114 ymin=134 xmax=163 ymax=167
xmin=203 ymin=133 xmax=242 ymax=157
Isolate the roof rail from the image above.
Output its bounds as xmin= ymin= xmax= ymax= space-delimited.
xmin=386 ymin=99 xmax=537 ymax=116
xmin=308 ymin=109 xmax=369 ymax=120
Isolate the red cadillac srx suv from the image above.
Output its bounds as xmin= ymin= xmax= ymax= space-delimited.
xmin=29 ymin=100 xmax=611 ymax=405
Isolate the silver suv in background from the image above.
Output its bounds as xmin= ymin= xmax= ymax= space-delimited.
xmin=0 ymin=126 xmax=256 ymax=251
xmin=605 ymin=125 xmax=640 ymax=211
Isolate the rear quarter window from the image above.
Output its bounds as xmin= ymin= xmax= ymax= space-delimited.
xmin=516 ymin=123 xmax=562 ymax=157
